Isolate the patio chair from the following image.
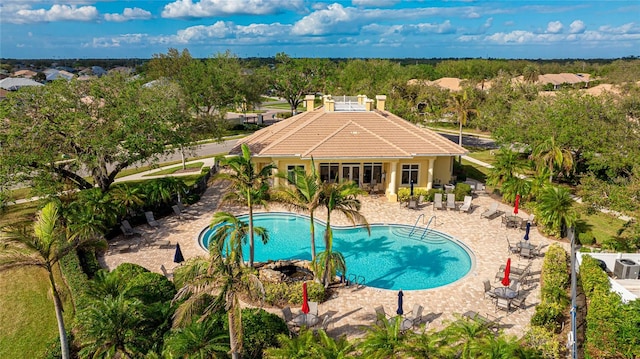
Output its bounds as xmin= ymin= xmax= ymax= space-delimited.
xmin=433 ymin=193 xmax=445 ymax=210
xmin=314 ymin=313 xmax=333 ymax=332
xmin=460 ymin=196 xmax=473 ymax=213
xmin=483 ymin=280 xmax=498 ymax=301
xmin=145 ymin=211 xmax=159 ymax=228
xmin=308 ymin=301 xmax=319 ymax=317
xmin=172 ymin=205 xmax=194 ymax=220
xmin=519 ymin=247 xmax=534 ymax=259
xmin=408 ymin=197 xmax=418 ymax=210
xmin=160 ymin=264 xmax=171 ymax=278
xmin=404 ymin=304 xmax=423 ymax=327
xmin=532 ymin=243 xmax=544 ymax=257
xmin=121 ymin=220 xmax=143 ymax=237
xmin=495 ymin=297 xmax=511 ymax=314
xmin=506 ymin=237 xmax=519 ymax=255
xmin=527 ymin=214 xmax=536 ymax=226
xmin=446 ymin=193 xmax=457 ymax=210
xmin=481 ymin=203 xmax=499 ymax=218
xmin=374 ymin=306 xmax=391 ymax=326
xmin=177 ymin=201 xmax=196 ymax=215
xmin=282 ymin=306 xmax=294 ymax=323
xmin=512 ymin=294 xmax=527 ymax=310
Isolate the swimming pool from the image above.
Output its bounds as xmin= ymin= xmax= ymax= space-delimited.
xmin=198 ymin=212 xmax=474 ymax=291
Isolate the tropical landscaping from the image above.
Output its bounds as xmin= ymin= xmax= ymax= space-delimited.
xmin=1 ymin=54 xmax=640 ymax=358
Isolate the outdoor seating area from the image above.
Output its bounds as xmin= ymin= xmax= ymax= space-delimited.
xmin=101 ymin=180 xmax=559 ymax=340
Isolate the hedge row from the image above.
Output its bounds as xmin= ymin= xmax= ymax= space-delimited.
xmin=580 ymin=255 xmax=640 ymax=358
xmin=528 ymin=244 xmax=569 ymax=358
xmin=396 ymin=182 xmax=471 ymax=203
xmin=263 ymin=280 xmax=326 ymax=306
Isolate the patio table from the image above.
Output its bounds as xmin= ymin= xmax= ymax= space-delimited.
xmin=494 ymin=287 xmax=517 ymax=299
xmin=505 ymin=215 xmax=522 ymax=229
xmin=292 ymin=313 xmax=319 ymax=327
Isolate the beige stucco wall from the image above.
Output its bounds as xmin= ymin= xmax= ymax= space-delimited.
xmin=254 ymin=156 xmax=455 ymax=201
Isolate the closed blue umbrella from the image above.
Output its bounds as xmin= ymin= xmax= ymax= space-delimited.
xmin=173 ymin=243 xmax=185 ymax=264
xmin=524 ymin=222 xmax=531 ymax=241
xmin=396 ymin=290 xmax=404 ymax=315
xmin=410 ymin=180 xmax=414 ymax=197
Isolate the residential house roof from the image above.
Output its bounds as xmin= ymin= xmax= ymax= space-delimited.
xmin=0 ymin=77 xmax=44 ymax=91
xmin=232 ymin=102 xmax=466 ymax=160
xmin=13 ymin=69 xmax=37 ymax=78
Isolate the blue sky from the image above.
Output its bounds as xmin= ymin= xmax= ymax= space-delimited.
xmin=1 ymin=1 xmax=639 ymax=59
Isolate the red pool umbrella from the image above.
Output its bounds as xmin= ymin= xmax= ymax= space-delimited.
xmin=514 ymin=194 xmax=520 ymax=215
xmin=501 ymin=258 xmax=511 ymax=287
xmin=301 ymin=282 xmax=310 ymax=314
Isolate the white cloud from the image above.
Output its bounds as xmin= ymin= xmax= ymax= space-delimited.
xmin=352 ymin=0 xmax=399 ymax=7
xmin=161 ymin=0 xmax=304 ymax=19
xmin=292 ymin=3 xmax=356 ymax=35
xmin=153 ymin=21 xmax=292 ymax=45
xmin=546 ymin=21 xmax=563 ymax=34
xmin=599 ymin=22 xmax=640 ymax=34
xmin=85 ymin=34 xmax=147 ymax=48
xmin=569 ymin=20 xmax=585 ymax=34
xmin=104 ymin=7 xmax=152 ymax=22
xmin=463 ymin=28 xmax=640 ymax=46
xmin=11 ymin=4 xmax=98 ymax=24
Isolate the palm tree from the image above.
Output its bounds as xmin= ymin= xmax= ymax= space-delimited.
xmin=110 ymin=184 xmax=146 ymax=216
xmin=522 ymin=65 xmax=540 ymax=84
xmin=162 ymin=319 xmax=230 ymax=359
xmin=313 ymin=329 xmax=356 ymax=359
xmin=531 ymin=136 xmax=574 ymax=183
xmin=401 ymin=328 xmax=454 ymax=359
xmin=274 ymin=159 xmax=322 ymax=261
xmin=358 ymin=315 xmax=407 ymax=358
xmin=316 ymin=180 xmax=368 ymax=287
xmin=173 ymin=212 xmax=266 ymax=359
xmin=487 ymin=148 xmax=527 ymax=187
xmin=76 ymin=294 xmax=150 ymax=358
xmin=536 ymin=186 xmax=577 ymax=238
xmin=217 ymin=143 xmax=276 ymax=267
xmin=208 ymin=211 xmax=269 ymax=265
xmin=501 ymin=177 xmax=532 ymax=204
xmin=441 ymin=316 xmax=495 ymax=359
xmin=445 ymin=90 xmax=479 ymax=162
xmin=0 ymin=201 xmax=97 ymax=359
xmin=264 ymin=328 xmax=317 ymax=359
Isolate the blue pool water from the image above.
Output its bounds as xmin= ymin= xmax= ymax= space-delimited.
xmin=199 ymin=212 xmax=474 ymax=291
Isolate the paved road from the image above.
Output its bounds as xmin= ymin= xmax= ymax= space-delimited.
xmin=437 ymin=132 xmax=497 ymax=149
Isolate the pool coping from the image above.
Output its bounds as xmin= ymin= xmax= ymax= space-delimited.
xmin=195 ymin=211 xmax=477 ymax=292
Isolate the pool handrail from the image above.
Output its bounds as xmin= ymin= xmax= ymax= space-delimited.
xmin=420 ymin=216 xmax=437 ymax=241
xmin=408 ymin=214 xmax=425 ymax=237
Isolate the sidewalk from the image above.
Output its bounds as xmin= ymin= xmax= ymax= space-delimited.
xmin=11 ymin=157 xmax=218 ymax=205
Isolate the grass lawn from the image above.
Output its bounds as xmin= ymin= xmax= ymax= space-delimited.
xmin=0 ymin=267 xmax=72 ymax=359
xmin=460 ymin=159 xmax=490 ymax=182
xmin=466 ymin=149 xmax=496 ymax=165
xmin=143 ymin=162 xmax=204 ymax=176
xmin=575 ymin=204 xmax=626 ymax=244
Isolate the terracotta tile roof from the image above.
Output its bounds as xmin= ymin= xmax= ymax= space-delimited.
xmin=232 ymin=108 xmax=466 ymax=159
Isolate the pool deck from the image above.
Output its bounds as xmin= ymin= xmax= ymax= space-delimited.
xmin=100 ymin=181 xmax=569 ymax=339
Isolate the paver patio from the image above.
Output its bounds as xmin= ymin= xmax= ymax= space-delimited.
xmin=100 ymin=181 xmax=569 ymax=339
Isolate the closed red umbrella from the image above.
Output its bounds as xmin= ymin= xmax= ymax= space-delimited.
xmin=514 ymin=194 xmax=520 ymax=215
xmin=301 ymin=282 xmax=310 ymax=314
xmin=501 ymin=258 xmax=511 ymax=287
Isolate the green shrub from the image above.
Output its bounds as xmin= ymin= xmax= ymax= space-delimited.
xmin=396 ymin=188 xmax=430 ymax=202
xmin=241 ymin=308 xmax=289 ymax=359
xmin=59 ymin=249 xmax=91 ymax=309
xmin=453 ymin=183 xmax=472 ymax=201
xmin=579 ymin=255 xmax=610 ymax=296
xmin=524 ymin=325 xmax=563 ymax=359
xmin=578 ymin=231 xmax=596 ymax=245
xmin=531 ymin=302 xmax=565 ymax=331
xmin=263 ymin=281 xmax=326 ymax=306
xmin=125 ymin=271 xmax=176 ymax=304
xmin=111 ymin=262 xmax=149 ymax=282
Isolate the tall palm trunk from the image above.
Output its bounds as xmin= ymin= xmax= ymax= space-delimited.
xmin=228 ymin=309 xmax=240 ymax=359
xmin=322 ymin=212 xmax=332 ymax=287
xmin=49 ymin=269 xmax=70 ymax=359
xmin=247 ymin=190 xmax=254 ymax=268
xmin=458 ymin=121 xmax=464 ymax=164
xmin=309 ymin=212 xmax=316 ymax=261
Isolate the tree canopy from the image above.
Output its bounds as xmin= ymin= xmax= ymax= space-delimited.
xmin=0 ymin=74 xmax=186 ymax=193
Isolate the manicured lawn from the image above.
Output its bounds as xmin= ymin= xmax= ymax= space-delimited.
xmin=461 ymin=159 xmax=490 ymax=182
xmin=0 ymin=201 xmax=40 ymax=227
xmin=575 ymin=204 xmax=627 ymax=244
xmin=466 ymin=149 xmax=496 ymax=165
xmin=0 ymin=267 xmax=72 ymax=359
xmin=143 ymin=162 xmax=204 ymax=176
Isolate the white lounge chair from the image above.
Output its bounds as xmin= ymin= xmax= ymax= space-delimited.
xmin=433 ymin=193 xmax=445 ymax=210
xmin=446 ymin=193 xmax=457 ymax=210
xmin=460 ymin=195 xmax=472 ymax=213
xmin=481 ymin=203 xmax=499 ymax=218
